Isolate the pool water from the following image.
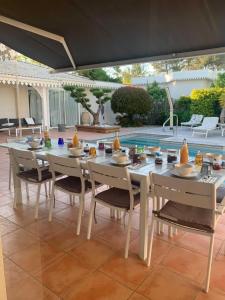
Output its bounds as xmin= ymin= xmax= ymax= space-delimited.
xmin=120 ymin=135 xmax=225 ymax=157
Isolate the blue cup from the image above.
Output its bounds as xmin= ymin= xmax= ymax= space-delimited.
xmin=58 ymin=138 xmax=64 ymax=145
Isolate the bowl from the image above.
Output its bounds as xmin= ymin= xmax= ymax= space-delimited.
xmin=112 ymin=153 xmax=128 ymax=164
xmin=69 ymin=147 xmax=83 ymax=156
xmin=174 ymin=163 xmax=193 ymax=176
xmin=28 ymin=141 xmax=39 ymax=149
xmin=148 ymin=146 xmax=160 ymax=152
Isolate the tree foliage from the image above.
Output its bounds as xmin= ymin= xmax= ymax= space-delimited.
xmin=63 ymin=85 xmax=111 ymax=125
xmin=190 ymin=88 xmax=224 ymax=117
xmin=77 ymin=68 xmax=121 ymax=83
xmin=174 ymin=96 xmax=192 ymax=124
xmin=152 ymin=54 xmax=225 ymax=74
xmin=111 ymin=87 xmax=152 ymax=126
xmin=213 ymin=73 xmax=225 ymax=88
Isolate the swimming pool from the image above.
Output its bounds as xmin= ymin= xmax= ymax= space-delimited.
xmin=119 ymin=134 xmax=225 ymax=157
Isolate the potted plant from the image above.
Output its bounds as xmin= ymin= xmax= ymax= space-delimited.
xmin=64 ymin=86 xmax=111 ymax=125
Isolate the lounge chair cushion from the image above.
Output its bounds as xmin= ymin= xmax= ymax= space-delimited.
xmin=18 ymin=168 xmax=57 ymax=182
xmin=155 ymin=201 xmax=214 ymax=233
xmin=95 ymin=187 xmax=140 ymax=210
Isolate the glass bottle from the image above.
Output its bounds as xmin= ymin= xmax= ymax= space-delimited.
xmin=72 ymin=130 xmax=79 ymax=147
xmin=180 ymin=139 xmax=189 ymax=164
xmin=113 ymin=132 xmax=120 ymax=151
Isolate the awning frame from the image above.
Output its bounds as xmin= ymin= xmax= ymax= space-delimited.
xmin=0 ymin=15 xmax=76 ymax=70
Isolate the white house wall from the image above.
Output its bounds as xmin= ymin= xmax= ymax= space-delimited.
xmin=164 ymin=79 xmax=211 ymax=99
xmin=0 ymin=83 xmax=29 ymax=118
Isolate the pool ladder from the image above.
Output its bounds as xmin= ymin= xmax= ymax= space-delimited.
xmin=163 ymin=114 xmax=178 ymax=136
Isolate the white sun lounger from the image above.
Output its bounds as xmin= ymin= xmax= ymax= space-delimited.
xmin=192 ymin=117 xmax=219 ymax=138
xmin=181 ymin=114 xmax=203 ymax=128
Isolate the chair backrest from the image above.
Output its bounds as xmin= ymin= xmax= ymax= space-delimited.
xmin=195 ymin=114 xmax=203 ymax=123
xmin=201 ymin=117 xmax=219 ymax=128
xmin=88 ymin=161 xmax=131 ymax=191
xmin=190 ymin=114 xmax=198 ymax=122
xmin=47 ymin=154 xmax=83 ymax=180
xmin=151 ymin=173 xmax=216 ymax=211
xmin=12 ymin=148 xmax=39 ymax=170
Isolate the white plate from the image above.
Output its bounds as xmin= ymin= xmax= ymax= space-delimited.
xmin=110 ymin=159 xmax=132 ymax=166
xmin=170 ymin=169 xmax=200 ymax=179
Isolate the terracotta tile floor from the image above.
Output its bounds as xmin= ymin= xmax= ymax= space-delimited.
xmin=0 ymin=130 xmax=225 ymax=299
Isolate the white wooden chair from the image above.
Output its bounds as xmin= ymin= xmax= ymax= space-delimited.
xmin=147 ymin=173 xmax=225 ymax=293
xmin=12 ymin=148 xmax=54 ymax=219
xmin=47 ymin=154 xmax=93 ymax=235
xmin=87 ymin=162 xmax=140 ymax=258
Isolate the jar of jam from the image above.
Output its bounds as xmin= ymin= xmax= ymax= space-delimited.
xmin=167 ymin=149 xmax=178 ymax=163
xmin=213 ymin=159 xmax=222 ymax=170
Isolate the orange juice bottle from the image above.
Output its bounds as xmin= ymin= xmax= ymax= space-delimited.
xmin=113 ymin=132 xmax=120 ymax=151
xmin=72 ymin=130 xmax=79 ymax=147
xmin=180 ymin=139 xmax=189 ymax=164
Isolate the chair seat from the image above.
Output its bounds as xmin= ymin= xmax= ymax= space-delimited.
xmin=217 ymin=185 xmax=225 ymax=204
xmin=18 ymin=168 xmax=57 ymax=183
xmin=55 ymin=176 xmax=91 ymax=193
xmin=95 ymin=187 xmax=140 ymax=210
xmin=156 ymin=201 xmax=214 ymax=233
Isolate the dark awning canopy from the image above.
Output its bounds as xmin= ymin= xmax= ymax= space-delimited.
xmin=1 ymin=0 xmax=225 ymax=71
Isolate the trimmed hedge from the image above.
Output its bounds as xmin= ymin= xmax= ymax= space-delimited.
xmin=190 ymin=88 xmax=225 ymax=117
xmin=174 ymin=96 xmax=192 ymax=124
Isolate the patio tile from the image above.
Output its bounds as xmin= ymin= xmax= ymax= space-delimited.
xmin=211 ymin=260 xmax=225 ymax=293
xmin=0 ymin=216 xmax=20 ymax=236
xmin=0 ymin=204 xmax=16 ymax=218
xmin=137 ymin=266 xmax=199 ymax=300
xmin=129 ymin=293 xmax=149 ymax=300
xmin=4 ymin=258 xmax=29 ymax=288
xmin=7 ymin=204 xmax=48 ymax=227
xmin=130 ymin=237 xmax=171 ymax=265
xmin=61 ymin=271 xmax=132 ymax=300
xmin=195 ymin=290 xmax=225 ymax=300
xmin=45 ymin=226 xmax=86 ymax=252
xmin=174 ymin=232 xmax=223 ymax=257
xmin=214 ymin=223 xmax=225 ymax=240
xmin=96 ymin=225 xmax=139 ymax=251
xmin=100 ymin=252 xmax=150 ymax=290
xmin=7 ymin=275 xmax=59 ymax=300
xmin=2 ymin=228 xmax=39 ymax=256
xmin=69 ymin=238 xmax=115 ymax=270
xmin=162 ymin=246 xmax=208 ymax=283
xmin=9 ymin=241 xmax=64 ymax=275
xmin=35 ymin=253 xmax=91 ymax=295
xmin=23 ymin=218 xmax=67 ymax=240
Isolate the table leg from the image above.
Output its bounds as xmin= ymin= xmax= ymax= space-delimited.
xmin=139 ymin=176 xmax=150 ymax=260
xmin=10 ymin=150 xmax=22 ymax=207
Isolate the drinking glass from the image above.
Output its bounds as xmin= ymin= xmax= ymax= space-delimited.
xmin=58 ymin=137 xmax=64 ymax=145
xmin=89 ymin=147 xmax=97 ymax=157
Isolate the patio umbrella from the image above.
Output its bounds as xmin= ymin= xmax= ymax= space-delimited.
xmin=0 ymin=0 xmax=225 ymax=71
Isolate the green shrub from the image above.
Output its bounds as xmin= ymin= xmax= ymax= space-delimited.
xmin=190 ymin=88 xmax=224 ymax=117
xmin=146 ymin=82 xmax=169 ymax=125
xmin=174 ymin=96 xmax=192 ymax=124
xmin=111 ymin=86 xmax=152 ymax=126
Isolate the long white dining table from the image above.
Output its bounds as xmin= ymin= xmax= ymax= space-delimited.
xmin=1 ymin=140 xmax=225 ymax=261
